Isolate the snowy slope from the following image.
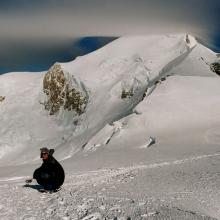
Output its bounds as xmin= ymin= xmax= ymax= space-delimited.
xmin=0 ymin=34 xmax=202 ymax=165
xmin=169 ymin=43 xmax=218 ymax=77
xmin=1 ymin=33 xmax=220 ymax=219
xmin=0 ymin=33 xmax=219 ymax=164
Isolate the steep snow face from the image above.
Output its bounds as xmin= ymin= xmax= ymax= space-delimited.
xmin=0 ymin=73 xmax=44 ymax=163
xmin=59 ymin=34 xmax=195 ymax=128
xmin=0 ymin=34 xmax=218 ymax=165
xmin=169 ymin=43 xmax=218 ymax=77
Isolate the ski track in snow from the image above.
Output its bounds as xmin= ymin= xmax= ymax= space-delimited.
xmin=0 ymin=153 xmax=219 ymax=220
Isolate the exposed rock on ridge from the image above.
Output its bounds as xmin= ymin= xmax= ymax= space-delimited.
xmin=43 ymin=63 xmax=88 ymax=116
xmin=0 ymin=96 xmax=5 ymax=103
xmin=210 ymin=62 xmax=220 ymax=75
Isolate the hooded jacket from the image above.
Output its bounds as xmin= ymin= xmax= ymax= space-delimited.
xmin=33 ymin=153 xmax=65 ymax=189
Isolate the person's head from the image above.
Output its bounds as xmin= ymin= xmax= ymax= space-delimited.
xmin=40 ymin=148 xmax=55 ymax=160
xmin=40 ymin=148 xmax=49 ymax=161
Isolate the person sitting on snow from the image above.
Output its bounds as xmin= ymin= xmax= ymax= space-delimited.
xmin=26 ymin=147 xmax=65 ymax=191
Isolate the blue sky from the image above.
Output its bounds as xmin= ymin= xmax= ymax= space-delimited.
xmin=0 ymin=37 xmax=116 ymax=74
xmin=0 ymin=0 xmax=219 ymax=74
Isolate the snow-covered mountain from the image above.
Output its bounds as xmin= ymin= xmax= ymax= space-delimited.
xmin=0 ymin=34 xmax=218 ymax=165
xmin=1 ymin=34 xmax=220 ymax=219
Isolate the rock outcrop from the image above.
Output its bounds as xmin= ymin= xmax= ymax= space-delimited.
xmin=42 ymin=63 xmax=88 ymax=116
xmin=121 ymin=88 xmax=134 ymax=99
xmin=210 ymin=62 xmax=220 ymax=75
xmin=0 ymin=96 xmax=5 ymax=103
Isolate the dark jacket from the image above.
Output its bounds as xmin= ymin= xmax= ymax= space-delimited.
xmin=33 ymin=156 xmax=65 ymax=189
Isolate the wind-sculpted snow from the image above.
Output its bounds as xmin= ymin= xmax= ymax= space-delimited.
xmin=168 ymin=44 xmax=218 ymax=77
xmin=83 ymin=122 xmax=123 ymax=152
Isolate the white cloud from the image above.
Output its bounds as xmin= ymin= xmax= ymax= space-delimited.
xmin=0 ymin=0 xmax=219 ymax=71
xmin=0 ymin=0 xmax=219 ymax=40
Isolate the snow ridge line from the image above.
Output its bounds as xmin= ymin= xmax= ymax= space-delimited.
xmin=126 ymin=152 xmax=220 ymax=171
xmin=0 ymin=176 xmax=29 ymax=183
xmin=158 ymin=45 xmax=196 ymax=79
xmin=72 ymin=152 xmax=220 ymax=177
xmin=63 ymin=153 xmax=220 ymax=188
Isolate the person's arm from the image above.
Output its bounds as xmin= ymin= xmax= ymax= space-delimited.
xmin=25 ymin=170 xmax=39 ymax=183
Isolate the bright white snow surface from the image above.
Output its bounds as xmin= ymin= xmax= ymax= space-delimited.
xmin=1 ymin=34 xmax=220 ymax=219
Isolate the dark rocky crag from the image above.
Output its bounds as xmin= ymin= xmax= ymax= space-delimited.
xmin=0 ymin=96 xmax=5 ymax=103
xmin=43 ymin=63 xmax=88 ymax=116
xmin=210 ymin=62 xmax=220 ymax=75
